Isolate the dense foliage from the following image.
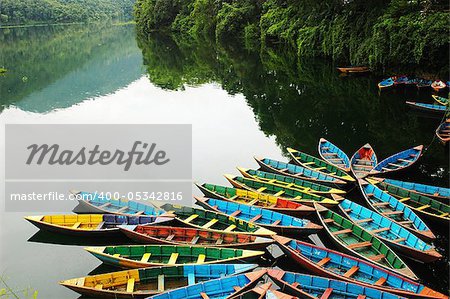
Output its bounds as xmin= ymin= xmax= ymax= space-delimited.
xmin=134 ymin=0 xmax=449 ymax=69
xmin=0 ymin=0 xmax=135 ymax=25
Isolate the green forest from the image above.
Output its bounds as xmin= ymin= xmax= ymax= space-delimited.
xmin=0 ymin=0 xmax=135 ymax=25
xmin=134 ymin=0 xmax=450 ymax=69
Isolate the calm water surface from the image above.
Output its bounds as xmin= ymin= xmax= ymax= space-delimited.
xmin=0 ymin=24 xmax=448 ymax=298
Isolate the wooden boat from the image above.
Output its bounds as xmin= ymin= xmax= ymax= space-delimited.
xmin=436 ymin=118 xmax=450 ymax=143
xmin=370 ymin=145 xmax=423 ymax=175
xmin=149 ymin=269 xmax=267 ymax=299
xmin=60 ymin=264 xmax=258 ymax=299
xmin=405 ymin=101 xmax=447 ymax=113
xmin=314 ymin=203 xmax=417 ymax=280
xmin=394 ymin=75 xmax=409 ymax=85
xmin=358 ymin=180 xmax=435 ymax=241
xmin=85 ymin=245 xmax=265 ymax=269
xmin=431 ymin=80 xmax=446 ymax=91
xmin=271 ymin=236 xmax=448 ymax=299
xmin=224 ymin=174 xmax=341 ymax=208
xmin=417 ymin=79 xmax=432 ymax=89
xmin=287 ymin=147 xmax=354 ymax=182
xmin=159 ymin=203 xmax=275 ymax=236
xmin=195 ymin=182 xmax=315 ymax=217
xmin=24 ymin=214 xmax=171 ymax=237
xmin=318 ymin=138 xmax=351 ymax=172
xmin=369 ymin=177 xmax=449 ymax=201
xmin=194 ymin=197 xmax=322 ymax=236
xmin=254 ymin=157 xmax=347 ymax=185
xmin=237 ymin=168 xmax=346 ymax=195
xmin=267 ymin=269 xmax=408 ymax=299
xmin=338 ymin=199 xmax=441 ymax=263
xmin=378 ymin=77 xmax=395 ymax=89
xmin=120 ymin=225 xmax=274 ymax=250
xmin=350 ymin=143 xmax=377 ymax=178
xmin=71 ymin=191 xmax=167 ymax=216
xmin=337 ymin=66 xmax=370 ymax=73
xmin=432 ymin=95 xmax=449 ymax=106
xmin=367 ymin=178 xmax=450 ymax=224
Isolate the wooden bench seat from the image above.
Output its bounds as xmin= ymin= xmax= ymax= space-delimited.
xmin=371 ymin=227 xmax=390 ymax=233
xmin=191 ymin=236 xmax=200 ymax=244
xmin=184 ymin=214 xmax=199 ymax=223
xmin=372 ymin=202 xmax=389 ymax=207
xmin=229 ymin=210 xmax=241 ymax=217
xmin=196 ymin=254 xmax=206 ymax=263
xmin=348 ymin=241 xmax=372 ymax=249
xmin=320 ymin=288 xmax=333 ymax=299
xmin=392 ymin=237 xmax=406 ymax=243
xmin=323 ymin=218 xmax=334 ymax=223
xmin=202 ymin=219 xmax=218 ymax=229
xmin=166 ymin=234 xmax=175 ymax=241
xmin=382 ymin=211 xmax=403 ymax=216
xmin=355 ymin=218 xmax=373 ymax=224
xmin=272 ymin=220 xmax=281 ymax=225
xmin=141 ymin=253 xmax=151 ymax=263
xmin=317 ymin=257 xmax=331 ymax=266
xmin=332 ymin=229 xmax=352 ymax=235
xmin=224 ymin=224 xmax=236 ymax=232
xmin=249 ymin=214 xmax=262 ymax=223
xmin=416 ymin=205 xmax=430 ymax=211
xmin=343 ymin=266 xmax=359 ymax=278
xmin=168 ymin=253 xmax=179 ymax=265
xmin=374 ymin=276 xmax=387 ymax=286
xmin=126 ymin=278 xmax=135 ymax=292
xmin=368 ymin=254 xmax=385 ymax=261
xmin=273 ymin=191 xmax=285 ymax=197
xmin=158 ymin=275 xmax=165 ymax=292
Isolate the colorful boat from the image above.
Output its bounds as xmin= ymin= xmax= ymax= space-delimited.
xmin=405 ymin=101 xmax=448 ymax=113
xmin=368 ymin=179 xmax=450 ymax=224
xmin=254 ymin=157 xmax=347 ymax=185
xmin=286 ymin=147 xmax=354 ymax=182
xmin=417 ymin=79 xmax=432 ymax=89
xmin=318 ymin=138 xmax=351 ymax=172
xmin=195 ymin=182 xmax=315 ymax=217
xmin=60 ymin=264 xmax=258 ymax=299
xmin=394 ymin=75 xmax=409 ymax=85
xmin=149 ymin=269 xmax=267 ymax=299
xmin=71 ymin=191 xmax=167 ymax=216
xmin=436 ymin=119 xmax=450 ymax=144
xmin=120 ymin=225 xmax=274 ymax=250
xmin=159 ymin=203 xmax=275 ymax=236
xmin=268 ymin=269 xmax=408 ymax=299
xmin=314 ymin=203 xmax=417 ymax=280
xmin=194 ymin=197 xmax=322 ymax=236
xmin=432 ymin=95 xmax=449 ymax=106
xmin=350 ymin=143 xmax=377 ymax=178
xmin=339 ymin=199 xmax=441 ymax=263
xmin=85 ymin=245 xmax=265 ymax=269
xmin=237 ymin=168 xmax=345 ymax=195
xmin=24 ymin=214 xmax=171 ymax=237
xmin=224 ymin=174 xmax=341 ymax=207
xmin=371 ymin=145 xmax=423 ymax=175
xmin=232 ymin=282 xmax=293 ymax=299
xmin=369 ymin=177 xmax=450 ymax=201
xmin=271 ymin=236 xmax=447 ymax=299
xmin=359 ymin=180 xmax=435 ymax=241
xmin=337 ymin=66 xmax=370 ymax=73
xmin=378 ymin=77 xmax=395 ymax=89
xmin=431 ymin=80 xmax=446 ymax=91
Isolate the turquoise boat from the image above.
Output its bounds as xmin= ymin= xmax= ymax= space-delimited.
xmin=371 ymin=145 xmax=423 ymax=175
xmin=149 ymin=269 xmax=267 ymax=299
xmin=373 ymin=177 xmax=450 ymax=201
xmin=271 ymin=236 xmax=447 ymax=299
xmin=254 ymin=157 xmax=346 ymax=185
xmin=339 ymin=199 xmax=441 ymax=263
xmin=194 ymin=197 xmax=322 ymax=236
xmin=358 ymin=180 xmax=435 ymax=241
xmin=405 ymin=101 xmax=448 ymax=113
xmin=72 ymin=191 xmax=167 ymax=216
xmin=350 ymin=144 xmax=377 ymax=178
xmin=318 ymin=138 xmax=351 ymax=172
xmin=268 ymin=269 xmax=408 ymax=299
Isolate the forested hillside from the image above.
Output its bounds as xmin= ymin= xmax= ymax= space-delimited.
xmin=0 ymin=0 xmax=135 ymax=25
xmin=134 ymin=0 xmax=449 ymax=69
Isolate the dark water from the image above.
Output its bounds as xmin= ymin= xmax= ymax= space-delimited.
xmin=0 ymin=24 xmax=448 ymax=298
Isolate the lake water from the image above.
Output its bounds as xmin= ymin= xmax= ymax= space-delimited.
xmin=0 ymin=24 xmax=448 ymax=298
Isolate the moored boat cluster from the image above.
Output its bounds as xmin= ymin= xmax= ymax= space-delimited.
xmin=25 ymin=139 xmax=449 ymax=299
xmin=378 ymin=76 xmax=449 ymax=92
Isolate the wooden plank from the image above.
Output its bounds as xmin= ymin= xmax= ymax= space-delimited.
xmin=191 ymin=236 xmax=200 ymax=244
xmin=224 ymin=224 xmax=236 ymax=232
xmin=374 ymin=276 xmax=386 ymax=286
xmin=416 ymin=205 xmax=430 ymax=211
xmin=126 ymin=278 xmax=135 ymax=293
xmin=202 ymin=219 xmax=218 ymax=229
xmin=355 ymin=218 xmax=373 ymax=224
xmin=72 ymin=222 xmax=81 ymax=229
xmin=249 ymin=214 xmax=262 ymax=223
xmin=273 ymin=191 xmax=285 ymax=197
xmin=348 ymin=241 xmax=372 ymax=249
xmin=392 ymin=238 xmax=406 ymax=243
xmin=141 ymin=253 xmax=151 ymax=263
xmin=314 ymin=167 xmax=326 ymax=171
xmin=229 ymin=210 xmax=241 ymax=217
xmin=157 ymin=275 xmax=165 ymax=292
xmin=440 ymin=212 xmax=449 ymax=217
xmin=343 ymin=266 xmax=359 ymax=278
xmin=200 ymin=293 xmax=210 ymax=299
xmin=94 ymin=284 xmax=103 ymax=290
xmin=257 ymin=187 xmax=267 ymax=192
xmin=184 ymin=214 xmax=199 ymax=223
xmin=168 ymin=253 xmax=179 ymax=265
xmin=399 ymin=197 xmax=410 ymax=202
xmin=272 ymin=219 xmax=281 ymax=225
xmin=117 ymin=206 xmax=129 ymax=212
xmin=371 ymin=227 xmax=390 ymax=233
xmin=323 ymin=218 xmax=334 ymax=223
xmin=317 ymin=257 xmax=331 ymax=266
xmin=215 ymin=238 xmax=223 ymax=245
xmin=197 ymin=254 xmax=206 ymax=263
xmin=248 ymin=199 xmax=258 ymax=205
xmin=372 ymin=202 xmax=389 ymax=207
xmin=357 ymin=295 xmax=366 ymax=299
xmin=331 ymin=229 xmax=352 ymax=235
xmin=303 ymin=162 xmax=315 ymax=166
xmin=113 ymin=253 xmax=121 ymax=258
xmin=292 ymin=282 xmax=300 ymax=287
xmin=382 ymin=211 xmax=403 ymax=216
xmin=368 ymin=254 xmax=385 ymax=261
xmin=398 ymin=220 xmax=413 ymax=225
xmin=320 ymin=288 xmax=333 ymax=299
xmin=166 ymin=234 xmax=175 ymax=241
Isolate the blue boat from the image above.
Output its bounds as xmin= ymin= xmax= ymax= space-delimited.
xmin=147 ymin=269 xmax=267 ymax=299
xmin=350 ymin=143 xmax=377 ymax=178
xmin=417 ymin=79 xmax=432 ymax=88
xmin=406 ymin=101 xmax=448 ymax=113
xmin=339 ymin=199 xmax=441 ymax=263
xmin=394 ymin=75 xmax=409 ymax=85
xmin=72 ymin=191 xmax=167 ymax=216
xmin=358 ymin=180 xmax=435 ymax=241
xmin=372 ymin=177 xmax=449 ymax=201
xmin=378 ymin=77 xmax=394 ymax=89
xmin=318 ymin=138 xmax=351 ymax=172
xmin=272 ymin=235 xmax=447 ymax=299
xmin=268 ymin=269 xmax=408 ymax=299
xmin=371 ymin=145 xmax=423 ymax=175
xmin=254 ymin=157 xmax=346 ymax=185
xmin=194 ymin=197 xmax=322 ymax=236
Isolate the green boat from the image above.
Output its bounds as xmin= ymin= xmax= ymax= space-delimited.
xmin=315 ymin=203 xmax=417 ymax=281
xmin=225 ymin=174 xmax=341 ymax=207
xmin=237 ymin=167 xmax=345 ymax=195
xmin=287 ymin=147 xmax=355 ymax=182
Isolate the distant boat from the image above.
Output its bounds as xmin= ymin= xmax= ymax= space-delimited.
xmin=371 ymin=145 xmax=423 ymax=175
xmin=85 ymin=245 xmax=265 ymax=269
xmin=318 ymin=138 xmax=351 ymax=172
xmin=436 ymin=118 xmax=450 ymax=144
xmin=378 ymin=77 xmax=395 ymax=89
xmin=417 ymin=79 xmax=432 ymax=89
xmin=431 ymin=80 xmax=446 ymax=91
xmin=406 ymin=101 xmax=448 ymax=113
xmin=432 ymin=95 xmax=449 ymax=106
xmin=60 ymin=264 xmax=258 ymax=299
xmin=350 ymin=143 xmax=377 ymax=178
xmin=394 ymin=75 xmax=409 ymax=85
xmin=271 ymin=236 xmax=448 ymax=299
xmin=337 ymin=66 xmax=370 ymax=73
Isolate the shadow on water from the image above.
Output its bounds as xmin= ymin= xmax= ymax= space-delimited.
xmin=28 ymin=230 xmax=134 ymax=246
